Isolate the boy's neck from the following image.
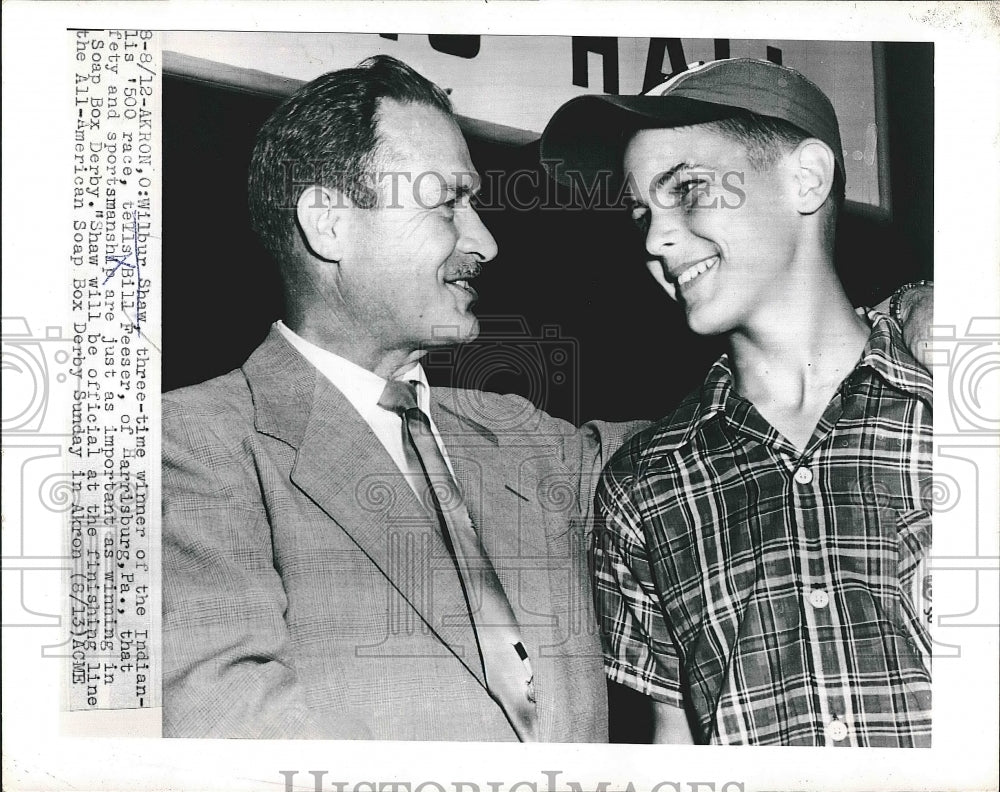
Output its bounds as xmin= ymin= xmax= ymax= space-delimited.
xmin=726 ymin=270 xmax=871 ymax=453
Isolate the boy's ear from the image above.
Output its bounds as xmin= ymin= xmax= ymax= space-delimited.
xmin=296 ymin=185 xmax=354 ymax=261
xmin=791 ymin=139 xmax=836 ymax=215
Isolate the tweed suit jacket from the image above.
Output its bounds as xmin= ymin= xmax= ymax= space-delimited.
xmin=163 ymin=328 xmax=639 ymax=740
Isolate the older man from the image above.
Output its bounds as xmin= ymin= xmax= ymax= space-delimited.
xmin=163 ymin=55 xmax=634 ymax=741
xmin=164 ymin=54 xmax=930 ymax=742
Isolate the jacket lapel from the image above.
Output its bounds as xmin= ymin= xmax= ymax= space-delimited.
xmin=431 ymin=389 xmax=560 ymax=730
xmin=242 ymin=330 xmax=485 ymax=687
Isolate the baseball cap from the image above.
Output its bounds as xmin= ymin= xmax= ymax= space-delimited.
xmin=540 ymin=57 xmax=844 ymax=187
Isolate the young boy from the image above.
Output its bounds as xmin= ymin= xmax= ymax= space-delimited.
xmin=541 ymin=58 xmax=932 ymax=746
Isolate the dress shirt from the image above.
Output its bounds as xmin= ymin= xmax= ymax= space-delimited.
xmin=274 ymin=321 xmax=455 ymax=487
xmin=593 ymin=312 xmax=933 ymax=747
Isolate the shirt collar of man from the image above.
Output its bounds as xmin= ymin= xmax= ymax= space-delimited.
xmin=661 ymin=310 xmax=932 ymax=452
xmin=274 ymin=320 xmax=432 ymax=418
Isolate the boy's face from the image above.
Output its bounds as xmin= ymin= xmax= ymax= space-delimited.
xmin=624 ymin=124 xmax=801 ymax=337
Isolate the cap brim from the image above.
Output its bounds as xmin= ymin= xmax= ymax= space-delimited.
xmin=540 ymin=94 xmax=741 ymax=187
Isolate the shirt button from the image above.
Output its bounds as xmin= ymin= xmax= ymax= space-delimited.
xmin=808 ymin=589 xmax=830 ymax=609
xmin=826 ymin=719 xmax=849 ymax=742
xmin=794 ymin=466 xmax=814 ymax=485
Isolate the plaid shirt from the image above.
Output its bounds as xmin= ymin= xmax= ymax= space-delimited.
xmin=593 ymin=313 xmax=933 ymax=747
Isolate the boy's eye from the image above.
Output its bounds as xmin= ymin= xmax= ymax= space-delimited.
xmin=673 ymin=177 xmax=712 ymax=208
xmin=628 ymin=203 xmax=650 ymax=231
xmin=675 ymin=179 xmax=706 ymax=197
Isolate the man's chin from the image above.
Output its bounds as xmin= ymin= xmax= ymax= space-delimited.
xmin=425 ymin=317 xmax=479 ymax=347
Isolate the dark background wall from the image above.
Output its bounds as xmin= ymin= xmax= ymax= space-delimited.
xmin=163 ymin=41 xmax=932 ymax=423
xmin=162 ymin=41 xmax=933 ymax=741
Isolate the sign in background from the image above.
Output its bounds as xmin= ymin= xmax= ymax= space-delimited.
xmin=161 ymin=33 xmax=884 ymax=210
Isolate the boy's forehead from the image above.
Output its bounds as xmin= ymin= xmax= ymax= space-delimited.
xmin=624 ymin=124 xmax=741 ymax=172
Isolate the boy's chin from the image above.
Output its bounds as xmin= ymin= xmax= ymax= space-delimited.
xmin=684 ymin=305 xmax=732 ymax=338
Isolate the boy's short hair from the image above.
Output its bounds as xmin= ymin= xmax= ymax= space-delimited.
xmin=702 ymin=112 xmax=847 ymax=208
xmin=248 ymin=55 xmax=453 ymax=266
xmin=541 ymin=57 xmax=846 ymax=216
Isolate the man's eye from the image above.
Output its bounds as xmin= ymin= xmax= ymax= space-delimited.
xmin=443 ymin=193 xmax=474 ymax=210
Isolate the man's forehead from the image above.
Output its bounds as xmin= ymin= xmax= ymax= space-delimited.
xmin=407 ymin=166 xmax=481 ymax=197
xmin=377 ymin=101 xmax=470 ymax=159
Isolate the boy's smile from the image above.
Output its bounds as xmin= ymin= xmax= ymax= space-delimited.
xmin=624 ymin=124 xmax=800 ymax=338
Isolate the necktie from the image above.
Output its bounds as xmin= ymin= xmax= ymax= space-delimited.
xmin=378 ymin=379 xmax=538 ymax=742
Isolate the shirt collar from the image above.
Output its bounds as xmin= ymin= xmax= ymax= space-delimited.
xmin=274 ymin=320 xmax=432 ymax=417
xmin=693 ymin=355 xmax=735 ymax=431
xmin=676 ymin=310 xmax=931 ymax=448
xmin=853 ymin=310 xmax=933 ymax=406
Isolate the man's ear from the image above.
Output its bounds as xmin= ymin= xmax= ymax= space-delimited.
xmin=791 ymin=139 xmax=836 ymax=215
xmin=296 ymin=185 xmax=354 ymax=262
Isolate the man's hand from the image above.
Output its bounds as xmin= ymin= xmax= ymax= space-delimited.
xmin=874 ymin=282 xmax=933 ymax=368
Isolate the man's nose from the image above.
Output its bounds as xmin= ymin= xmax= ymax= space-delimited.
xmin=457 ymin=206 xmax=499 ymax=263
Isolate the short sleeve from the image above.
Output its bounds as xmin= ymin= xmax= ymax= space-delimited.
xmin=591 ymin=463 xmax=684 ymax=706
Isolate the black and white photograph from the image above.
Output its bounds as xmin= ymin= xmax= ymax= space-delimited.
xmin=2 ymin=3 xmax=999 ymax=791
xmin=160 ymin=32 xmax=934 ymax=746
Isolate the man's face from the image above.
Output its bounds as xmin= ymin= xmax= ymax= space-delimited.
xmin=624 ymin=124 xmax=799 ymax=337
xmin=337 ymin=99 xmax=498 ymax=355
